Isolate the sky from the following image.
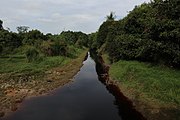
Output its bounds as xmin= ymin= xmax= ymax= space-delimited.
xmin=0 ymin=0 xmax=150 ymax=34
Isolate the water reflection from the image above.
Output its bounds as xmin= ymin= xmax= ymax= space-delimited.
xmin=4 ymin=52 xmax=122 ymax=120
xmin=91 ymin=51 xmax=146 ymax=120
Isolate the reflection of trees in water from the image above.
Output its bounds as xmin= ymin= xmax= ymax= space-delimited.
xmin=91 ymin=50 xmax=146 ymax=120
xmin=113 ymin=92 xmax=145 ymax=120
xmin=83 ymin=52 xmax=89 ymax=61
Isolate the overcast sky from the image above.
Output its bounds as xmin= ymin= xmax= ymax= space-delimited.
xmin=0 ymin=0 xmax=150 ymax=34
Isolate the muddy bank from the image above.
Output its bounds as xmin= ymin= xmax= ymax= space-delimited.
xmin=0 ymin=51 xmax=88 ymax=118
xmin=91 ymin=51 xmax=146 ymax=120
xmin=116 ymin=84 xmax=180 ymax=120
xmin=91 ymin=51 xmax=179 ymax=120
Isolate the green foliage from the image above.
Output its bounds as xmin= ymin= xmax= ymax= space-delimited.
xmin=94 ymin=0 xmax=180 ymax=68
xmin=88 ymin=32 xmax=98 ymax=49
xmin=67 ymin=45 xmax=83 ymax=58
xmin=0 ymin=56 xmax=69 ymax=74
xmin=22 ymin=30 xmax=45 ymax=48
xmin=40 ymin=40 xmax=53 ymax=56
xmin=110 ymin=60 xmax=180 ymax=105
xmin=0 ymin=20 xmax=88 ymax=71
xmin=51 ymin=40 xmax=68 ymax=56
xmin=16 ymin=26 xmax=29 ymax=33
xmin=0 ymin=30 xmax=21 ymax=54
xmin=25 ymin=47 xmax=40 ymax=62
xmin=106 ymin=34 xmax=140 ymax=62
xmin=152 ymin=0 xmax=180 ymax=20
xmin=0 ymin=21 xmax=88 ymax=59
xmin=96 ymin=21 xmax=114 ymax=48
xmin=106 ymin=12 xmax=116 ymax=21
xmin=59 ymin=31 xmax=89 ymax=47
xmin=0 ymin=20 xmax=3 ymax=30
xmin=75 ymin=32 xmax=89 ymax=48
xmin=26 ymin=29 xmax=45 ymax=40
xmin=60 ymin=31 xmax=77 ymax=44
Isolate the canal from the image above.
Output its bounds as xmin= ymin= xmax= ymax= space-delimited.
xmin=3 ymin=52 xmax=145 ymax=120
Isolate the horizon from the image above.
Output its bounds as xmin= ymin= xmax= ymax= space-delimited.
xmin=1 ymin=0 xmax=150 ymax=34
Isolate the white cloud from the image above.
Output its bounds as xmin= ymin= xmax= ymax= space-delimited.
xmin=0 ymin=0 xmax=150 ymax=34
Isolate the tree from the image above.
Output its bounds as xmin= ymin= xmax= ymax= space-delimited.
xmin=16 ymin=26 xmax=29 ymax=33
xmin=74 ymin=32 xmax=89 ymax=47
xmin=60 ymin=31 xmax=77 ymax=44
xmin=26 ymin=29 xmax=44 ymax=40
xmin=0 ymin=30 xmax=21 ymax=53
xmin=0 ymin=20 xmax=3 ymax=30
xmin=106 ymin=12 xmax=116 ymax=21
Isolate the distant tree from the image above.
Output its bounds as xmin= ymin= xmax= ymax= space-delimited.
xmin=0 ymin=20 xmax=3 ymax=30
xmin=17 ymin=26 xmax=29 ymax=33
xmin=88 ymin=32 xmax=98 ymax=48
xmin=23 ymin=30 xmax=44 ymax=47
xmin=6 ymin=27 xmax=10 ymax=31
xmin=26 ymin=29 xmax=44 ymax=40
xmin=45 ymin=33 xmax=53 ymax=40
xmin=106 ymin=12 xmax=116 ymax=21
xmin=60 ymin=31 xmax=77 ymax=44
xmin=75 ymin=32 xmax=89 ymax=47
xmin=0 ymin=30 xmax=21 ymax=53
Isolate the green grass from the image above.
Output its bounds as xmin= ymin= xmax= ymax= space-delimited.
xmin=0 ymin=56 xmax=70 ymax=74
xmin=102 ymin=53 xmax=111 ymax=65
xmin=0 ymin=46 xmax=84 ymax=75
xmin=110 ymin=60 xmax=180 ymax=105
xmin=67 ymin=45 xmax=84 ymax=58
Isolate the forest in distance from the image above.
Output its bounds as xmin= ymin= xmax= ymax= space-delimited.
xmin=0 ymin=0 xmax=180 ymax=119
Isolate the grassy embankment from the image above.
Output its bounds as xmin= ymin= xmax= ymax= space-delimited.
xmin=102 ymin=54 xmax=180 ymax=119
xmin=0 ymin=47 xmax=83 ymax=75
xmin=0 ymin=48 xmax=87 ymax=117
xmin=0 ymin=56 xmax=69 ymax=74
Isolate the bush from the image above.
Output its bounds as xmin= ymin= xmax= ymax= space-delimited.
xmin=106 ymin=34 xmax=140 ymax=62
xmin=40 ymin=40 xmax=53 ymax=56
xmin=25 ymin=47 xmax=40 ymax=62
xmin=40 ymin=40 xmax=68 ymax=56
xmin=51 ymin=41 xmax=68 ymax=56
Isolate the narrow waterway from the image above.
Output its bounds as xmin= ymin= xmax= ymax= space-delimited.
xmin=4 ymin=52 xmax=145 ymax=120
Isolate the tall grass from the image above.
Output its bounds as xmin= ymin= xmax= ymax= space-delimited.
xmin=0 ymin=45 xmax=83 ymax=74
xmin=110 ymin=60 xmax=180 ymax=105
xmin=0 ymin=56 xmax=70 ymax=74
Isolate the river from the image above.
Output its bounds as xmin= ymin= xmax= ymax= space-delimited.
xmin=3 ymin=52 xmax=145 ymax=120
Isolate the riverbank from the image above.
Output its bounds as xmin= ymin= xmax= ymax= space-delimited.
xmin=0 ymin=50 xmax=88 ymax=118
xmin=102 ymin=54 xmax=180 ymax=120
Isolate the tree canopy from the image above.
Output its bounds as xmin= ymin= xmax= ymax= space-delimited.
xmin=16 ymin=26 xmax=29 ymax=33
xmin=0 ymin=20 xmax=3 ymax=30
xmin=92 ymin=0 xmax=180 ymax=68
xmin=0 ymin=20 xmax=89 ymax=57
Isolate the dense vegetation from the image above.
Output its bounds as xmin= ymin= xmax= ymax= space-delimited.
xmin=90 ymin=0 xmax=180 ymax=68
xmin=110 ymin=60 xmax=180 ymax=105
xmin=0 ymin=22 xmax=88 ymax=58
xmin=0 ymin=21 xmax=89 ymax=74
xmin=88 ymin=0 xmax=180 ymax=110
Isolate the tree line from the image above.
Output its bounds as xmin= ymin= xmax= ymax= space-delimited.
xmin=0 ymin=21 xmax=89 ymax=61
xmin=90 ymin=0 xmax=180 ymax=68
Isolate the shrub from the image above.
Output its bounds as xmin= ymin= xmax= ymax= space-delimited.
xmin=40 ymin=40 xmax=53 ymax=56
xmin=51 ymin=41 xmax=68 ymax=56
xmin=106 ymin=34 xmax=140 ymax=62
xmin=25 ymin=47 xmax=40 ymax=62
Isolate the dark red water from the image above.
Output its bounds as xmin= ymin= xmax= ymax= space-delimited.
xmin=3 ymin=52 xmax=145 ymax=120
